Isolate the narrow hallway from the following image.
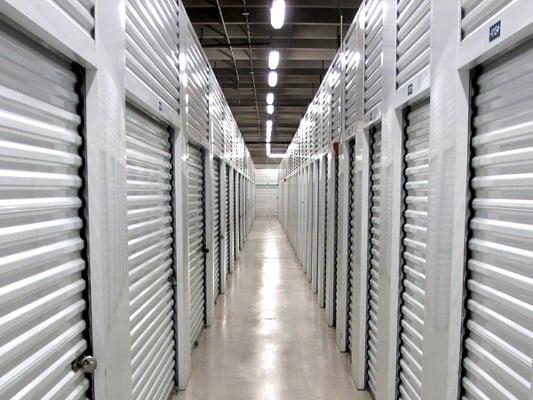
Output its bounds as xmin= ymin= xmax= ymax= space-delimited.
xmin=176 ymin=217 xmax=369 ymax=400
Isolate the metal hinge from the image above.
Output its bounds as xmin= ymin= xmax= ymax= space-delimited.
xmin=72 ymin=355 xmax=97 ymax=374
xmin=168 ymin=276 xmax=177 ymax=288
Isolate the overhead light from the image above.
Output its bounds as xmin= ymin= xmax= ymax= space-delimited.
xmin=266 ymin=119 xmax=273 ymax=131
xmin=270 ymin=0 xmax=286 ymax=30
xmin=268 ymin=71 xmax=278 ymax=87
xmin=266 ymin=92 xmax=274 ymax=105
xmin=268 ymin=50 xmax=280 ymax=70
xmin=267 ymin=104 xmax=274 ymax=114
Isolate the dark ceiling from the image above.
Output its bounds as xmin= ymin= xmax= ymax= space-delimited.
xmin=184 ymin=0 xmax=361 ymax=165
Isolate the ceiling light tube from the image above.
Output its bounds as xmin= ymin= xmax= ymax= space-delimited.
xmin=268 ymin=50 xmax=280 ymax=70
xmin=270 ymin=0 xmax=286 ymax=30
xmin=266 ymin=92 xmax=274 ymax=105
xmin=267 ymin=104 xmax=274 ymax=115
xmin=268 ymin=71 xmax=278 ymax=87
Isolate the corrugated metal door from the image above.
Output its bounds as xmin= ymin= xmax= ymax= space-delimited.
xmin=187 ymin=143 xmax=206 ymax=345
xmin=126 ymin=106 xmax=176 ymax=400
xmin=461 ymin=0 xmax=514 ymax=39
xmin=364 ymin=0 xmax=384 ymax=117
xmin=125 ymin=0 xmax=179 ymax=111
xmin=366 ymin=127 xmax=382 ymax=397
xmin=460 ymin=43 xmax=533 ymax=400
xmin=396 ymin=0 xmax=431 ymax=88
xmin=347 ymin=139 xmax=357 ymax=353
xmin=333 ymin=157 xmax=340 ymax=324
xmin=213 ymin=158 xmax=221 ymax=297
xmin=397 ymin=100 xmax=430 ymax=400
xmin=0 ymin=25 xmax=92 ymax=399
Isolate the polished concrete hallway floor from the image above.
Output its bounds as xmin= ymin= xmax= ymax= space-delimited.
xmin=175 ymin=217 xmax=370 ymax=400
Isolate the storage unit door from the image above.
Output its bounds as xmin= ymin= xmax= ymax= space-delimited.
xmin=188 ymin=143 xmax=206 ymax=345
xmin=397 ymin=100 xmax=430 ymax=400
xmin=213 ymin=158 xmax=221 ymax=296
xmin=225 ymin=166 xmax=230 ymax=274
xmin=126 ymin=106 xmax=176 ymax=400
xmin=347 ymin=139 xmax=357 ymax=353
xmin=0 ymin=24 xmax=91 ymax=400
xmin=460 ymin=44 xmax=533 ymax=400
xmin=333 ymin=157 xmax=340 ymax=323
xmin=366 ymin=127 xmax=382 ymax=397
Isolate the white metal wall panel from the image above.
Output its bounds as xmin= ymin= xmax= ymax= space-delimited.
xmin=213 ymin=158 xmax=221 ymax=296
xmin=186 ymin=25 xmax=209 ymax=141
xmin=331 ymin=58 xmax=342 ymax=141
xmin=366 ymin=127 xmax=382 ymax=397
xmin=126 ymin=106 xmax=176 ymax=400
xmin=126 ymin=0 xmax=179 ymax=111
xmin=364 ymin=0 xmax=384 ymax=116
xmin=396 ymin=0 xmax=431 ymax=88
xmin=52 ymin=0 xmax=94 ymax=38
xmin=0 ymin=25 xmax=91 ymax=399
xmin=461 ymin=0 xmax=513 ymax=39
xmin=323 ymin=160 xmax=330 ymax=307
xmin=187 ymin=143 xmax=206 ymax=345
xmin=345 ymin=27 xmax=359 ymax=132
xmin=397 ymin=100 xmax=430 ymax=400
xmin=212 ymin=84 xmax=225 ymax=155
xmin=460 ymin=43 xmax=533 ymax=400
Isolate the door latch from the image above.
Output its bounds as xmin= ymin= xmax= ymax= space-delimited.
xmin=72 ymin=355 xmax=97 ymax=374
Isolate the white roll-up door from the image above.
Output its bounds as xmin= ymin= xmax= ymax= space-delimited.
xmin=225 ymin=166 xmax=230 ymax=274
xmin=397 ymin=100 xmax=430 ymax=400
xmin=460 ymin=43 xmax=533 ymax=400
xmin=187 ymin=143 xmax=206 ymax=345
xmin=53 ymin=0 xmax=95 ymax=38
xmin=364 ymin=0 xmax=384 ymax=117
xmin=461 ymin=0 xmax=514 ymax=39
xmin=346 ymin=139 xmax=357 ymax=353
xmin=125 ymin=0 xmax=179 ymax=111
xmin=213 ymin=158 xmax=221 ymax=297
xmin=333 ymin=157 xmax=340 ymax=324
xmin=366 ymin=127 xmax=382 ymax=398
xmin=396 ymin=0 xmax=431 ymax=88
xmin=0 ymin=24 xmax=92 ymax=399
xmin=126 ymin=106 xmax=176 ymax=400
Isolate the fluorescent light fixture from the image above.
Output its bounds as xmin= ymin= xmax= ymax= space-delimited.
xmin=266 ymin=93 xmax=274 ymax=105
xmin=266 ymin=119 xmax=273 ymax=132
xmin=268 ymin=50 xmax=280 ymax=70
xmin=268 ymin=71 xmax=278 ymax=87
xmin=267 ymin=104 xmax=274 ymax=115
xmin=270 ymin=0 xmax=286 ymax=30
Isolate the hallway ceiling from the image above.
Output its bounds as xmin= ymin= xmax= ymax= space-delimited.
xmin=184 ymin=0 xmax=361 ymax=165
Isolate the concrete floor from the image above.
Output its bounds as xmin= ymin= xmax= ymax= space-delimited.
xmin=175 ymin=217 xmax=370 ymax=400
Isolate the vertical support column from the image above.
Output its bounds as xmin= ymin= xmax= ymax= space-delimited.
xmin=424 ymin=2 xmax=469 ymax=400
xmin=325 ymin=151 xmax=337 ymax=327
xmin=204 ymin=149 xmax=215 ymax=326
xmin=220 ymin=161 xmax=228 ymax=294
xmin=377 ymin=0 xmax=404 ymax=398
xmin=229 ymin=168 xmax=235 ymax=271
xmin=311 ymin=160 xmax=320 ymax=293
xmin=336 ymin=139 xmax=351 ymax=351
xmin=173 ymin=131 xmax=191 ymax=389
xmin=317 ymin=155 xmax=327 ymax=307
xmin=85 ymin=1 xmax=130 ymax=398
